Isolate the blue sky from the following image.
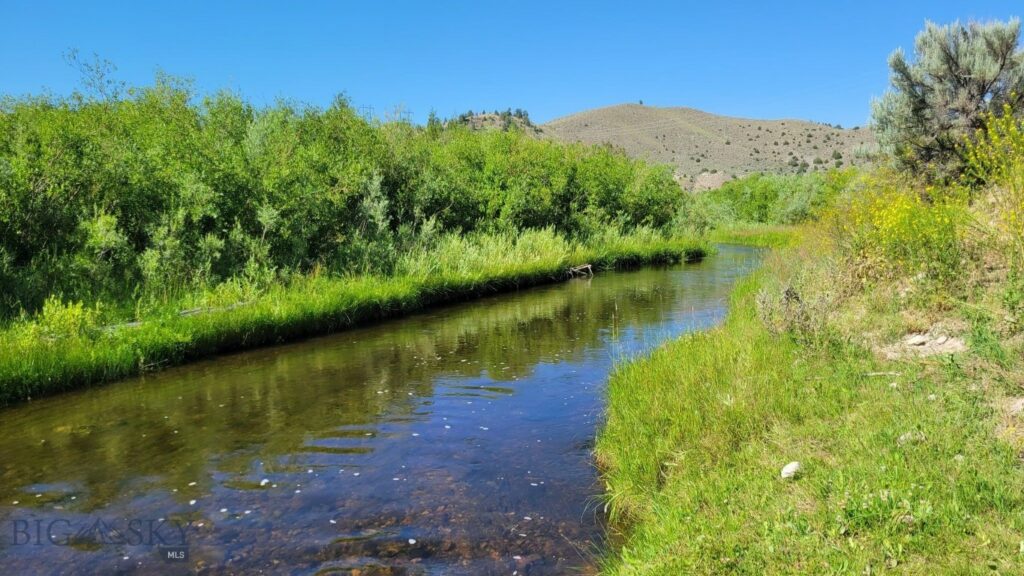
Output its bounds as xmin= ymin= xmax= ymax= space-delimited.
xmin=1 ymin=1 xmax=1020 ymax=127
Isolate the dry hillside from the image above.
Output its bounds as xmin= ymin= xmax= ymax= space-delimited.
xmin=541 ymin=104 xmax=877 ymax=190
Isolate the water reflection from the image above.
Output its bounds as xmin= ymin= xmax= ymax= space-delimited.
xmin=0 ymin=245 xmax=760 ymax=575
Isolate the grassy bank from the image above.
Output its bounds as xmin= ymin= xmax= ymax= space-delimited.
xmin=0 ymin=229 xmax=707 ymax=407
xmin=597 ymin=249 xmax=1024 ymax=573
xmin=597 ymin=161 xmax=1024 ymax=572
xmin=707 ymin=225 xmax=802 ymax=248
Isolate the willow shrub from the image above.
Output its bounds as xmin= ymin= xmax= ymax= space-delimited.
xmin=682 ymin=170 xmax=857 ymax=232
xmin=0 ymin=79 xmax=683 ymax=319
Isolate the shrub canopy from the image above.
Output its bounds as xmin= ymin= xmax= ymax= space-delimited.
xmin=0 ymin=80 xmax=682 ymax=317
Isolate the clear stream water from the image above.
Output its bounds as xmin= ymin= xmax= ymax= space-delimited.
xmin=0 ymin=245 xmax=761 ymax=575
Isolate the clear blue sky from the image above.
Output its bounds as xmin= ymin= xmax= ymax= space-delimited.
xmin=1 ymin=1 xmax=1020 ymax=127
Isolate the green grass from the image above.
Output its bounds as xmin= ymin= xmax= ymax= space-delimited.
xmin=0 ymin=229 xmax=707 ymax=406
xmin=708 ymin=225 xmax=803 ymax=248
xmin=596 ymin=268 xmax=1024 ymax=574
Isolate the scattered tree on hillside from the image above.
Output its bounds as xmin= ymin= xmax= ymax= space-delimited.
xmin=871 ymin=19 xmax=1024 ymax=175
xmin=427 ymin=110 xmax=442 ymax=137
xmin=452 ymin=107 xmax=535 ymax=131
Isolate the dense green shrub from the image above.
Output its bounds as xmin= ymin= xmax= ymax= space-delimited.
xmin=0 ymin=79 xmax=682 ymax=318
xmin=677 ymin=170 xmax=855 ymax=231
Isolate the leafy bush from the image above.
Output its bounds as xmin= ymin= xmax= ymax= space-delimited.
xmin=0 ymin=79 xmax=684 ymax=319
xmin=965 ymin=106 xmax=1024 ymax=321
xmin=681 ymin=170 xmax=855 ymax=231
xmin=964 ymin=106 xmax=1024 ymax=255
xmin=837 ymin=174 xmax=970 ymax=282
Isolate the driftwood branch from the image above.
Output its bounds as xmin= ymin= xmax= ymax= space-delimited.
xmin=178 ymin=301 xmax=251 ymax=317
xmin=568 ymin=264 xmax=593 ymax=277
xmin=104 ymin=301 xmax=252 ymax=333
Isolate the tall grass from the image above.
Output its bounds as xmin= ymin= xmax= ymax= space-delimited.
xmin=0 ymin=229 xmax=707 ymax=406
xmin=597 ymin=268 xmax=1024 ymax=574
xmin=707 ymin=225 xmax=803 ymax=248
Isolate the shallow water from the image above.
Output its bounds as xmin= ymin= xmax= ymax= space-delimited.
xmin=0 ymin=245 xmax=760 ymax=575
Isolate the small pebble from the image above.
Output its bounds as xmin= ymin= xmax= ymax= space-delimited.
xmin=408 ymin=538 xmax=417 ymax=545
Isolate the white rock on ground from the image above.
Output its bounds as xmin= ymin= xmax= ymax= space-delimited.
xmin=780 ymin=461 xmax=801 ymax=479
xmin=906 ymin=334 xmax=929 ymax=346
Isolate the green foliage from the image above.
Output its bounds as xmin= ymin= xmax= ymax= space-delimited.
xmin=871 ymin=19 xmax=1024 ymax=176
xmin=0 ymin=230 xmax=707 ymax=405
xmin=679 ymin=170 xmax=855 ymax=232
xmin=0 ymin=80 xmax=683 ymax=318
xmin=964 ymin=106 xmax=1024 ymax=322
xmin=1006 ymin=265 xmax=1024 ymax=323
xmin=840 ymin=176 xmax=972 ymax=283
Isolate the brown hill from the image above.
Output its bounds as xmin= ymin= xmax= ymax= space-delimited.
xmin=540 ymin=104 xmax=877 ymax=190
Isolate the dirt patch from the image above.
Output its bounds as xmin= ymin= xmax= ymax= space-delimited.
xmin=996 ymin=396 xmax=1024 ymax=451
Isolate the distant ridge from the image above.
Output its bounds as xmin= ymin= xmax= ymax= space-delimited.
xmin=540 ymin=104 xmax=876 ymax=190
